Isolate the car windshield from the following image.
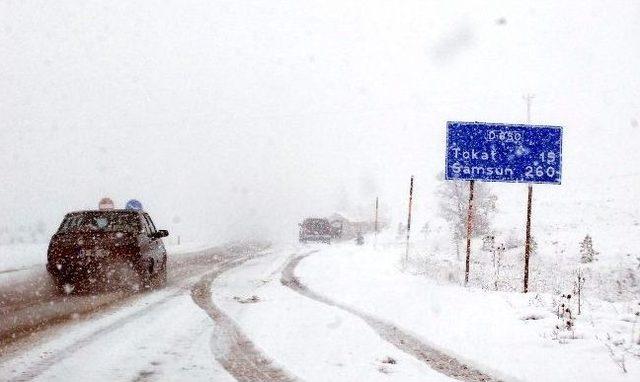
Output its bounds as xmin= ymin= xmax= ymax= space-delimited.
xmin=60 ymin=212 xmax=141 ymax=233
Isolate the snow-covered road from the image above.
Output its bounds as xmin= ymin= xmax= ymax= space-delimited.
xmin=2 ymin=243 xmax=495 ymax=382
xmin=0 ymin=246 xmax=253 ymax=381
xmin=4 ymin=241 xmax=630 ymax=381
xmin=1 ymin=247 xmax=234 ymax=346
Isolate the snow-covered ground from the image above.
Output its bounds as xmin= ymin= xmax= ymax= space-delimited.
xmin=405 ymin=172 xmax=640 ymax=302
xmin=294 ymin=241 xmax=640 ymax=381
xmin=165 ymin=241 xmax=220 ymax=256
xmin=0 ymin=244 xmax=48 ymax=274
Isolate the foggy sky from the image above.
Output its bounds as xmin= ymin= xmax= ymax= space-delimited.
xmin=1 ymin=1 xmax=639 ymax=244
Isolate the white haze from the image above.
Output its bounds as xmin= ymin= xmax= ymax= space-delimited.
xmin=1 ymin=1 xmax=639 ymax=244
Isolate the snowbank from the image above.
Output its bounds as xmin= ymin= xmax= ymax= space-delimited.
xmin=297 ymin=243 xmax=640 ymax=381
xmin=0 ymin=243 xmax=47 ymax=274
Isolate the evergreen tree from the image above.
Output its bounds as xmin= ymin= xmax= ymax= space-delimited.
xmin=580 ymin=234 xmax=598 ymax=263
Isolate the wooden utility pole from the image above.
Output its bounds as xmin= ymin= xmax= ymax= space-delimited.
xmin=374 ymin=196 xmax=379 ymax=234
xmin=374 ymin=196 xmax=379 ymax=249
xmin=404 ymin=176 xmax=414 ymax=266
xmin=523 ymin=93 xmax=535 ymax=293
xmin=464 ymin=180 xmax=475 ymax=286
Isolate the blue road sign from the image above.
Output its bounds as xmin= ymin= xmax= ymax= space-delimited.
xmin=125 ymin=199 xmax=144 ymax=211
xmin=445 ymin=121 xmax=562 ymax=184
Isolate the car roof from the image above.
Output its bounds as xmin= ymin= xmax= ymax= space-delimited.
xmin=65 ymin=209 xmax=143 ymax=216
xmin=303 ymin=217 xmax=330 ymax=222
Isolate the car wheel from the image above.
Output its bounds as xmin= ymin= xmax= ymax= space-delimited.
xmin=51 ymin=276 xmax=74 ymax=295
xmin=153 ymin=257 xmax=167 ymax=288
xmin=113 ymin=260 xmax=144 ymax=292
xmin=140 ymin=259 xmax=155 ymax=289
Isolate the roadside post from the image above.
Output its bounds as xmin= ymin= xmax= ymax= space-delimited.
xmin=404 ymin=176 xmax=414 ymax=268
xmin=375 ymin=196 xmax=379 ymax=234
xmin=374 ymin=196 xmax=379 ymax=249
xmin=445 ymin=121 xmax=562 ymax=290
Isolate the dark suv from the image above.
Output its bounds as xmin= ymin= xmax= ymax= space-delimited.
xmin=299 ymin=218 xmax=332 ymax=244
xmin=47 ymin=209 xmax=169 ymax=293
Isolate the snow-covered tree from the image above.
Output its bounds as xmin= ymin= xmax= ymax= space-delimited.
xmin=396 ymin=222 xmax=406 ymax=238
xmin=420 ymin=222 xmax=430 ymax=239
xmin=580 ymin=234 xmax=599 ymax=263
xmin=436 ymin=173 xmax=497 ymax=252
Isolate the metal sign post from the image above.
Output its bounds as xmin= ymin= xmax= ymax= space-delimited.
xmin=465 ymin=180 xmax=475 ymax=286
xmin=523 ymin=184 xmax=533 ymax=292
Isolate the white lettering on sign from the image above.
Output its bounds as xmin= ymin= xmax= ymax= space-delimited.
xmin=539 ymin=151 xmax=557 ymax=164
xmin=524 ymin=165 xmax=557 ymax=179
xmin=521 ymin=151 xmax=559 ymax=179
xmin=450 ymin=162 xmax=514 ymax=178
xmin=486 ymin=130 xmax=523 ymax=143
xmin=451 ymin=147 xmax=498 ymax=161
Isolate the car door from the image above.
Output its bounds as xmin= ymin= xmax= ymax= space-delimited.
xmin=143 ymin=213 xmax=164 ymax=269
xmin=138 ymin=213 xmax=155 ymax=271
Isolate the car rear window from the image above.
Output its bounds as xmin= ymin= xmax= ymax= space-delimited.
xmin=59 ymin=212 xmax=142 ymax=233
xmin=303 ymin=219 xmax=330 ymax=230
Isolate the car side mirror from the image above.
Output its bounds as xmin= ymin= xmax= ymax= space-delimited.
xmin=150 ymin=230 xmax=169 ymax=238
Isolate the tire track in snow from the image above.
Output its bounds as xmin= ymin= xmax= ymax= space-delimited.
xmin=281 ymin=254 xmax=500 ymax=382
xmin=4 ymin=255 xmax=239 ymax=382
xmin=8 ymin=288 xmax=185 ymax=382
xmin=191 ymin=256 xmax=298 ymax=382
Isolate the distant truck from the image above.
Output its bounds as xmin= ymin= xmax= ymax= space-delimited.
xmin=298 ymin=218 xmax=332 ymax=244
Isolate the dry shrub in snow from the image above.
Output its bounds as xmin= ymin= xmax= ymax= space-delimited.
xmin=552 ymin=293 xmax=578 ymax=343
xmin=574 ymin=268 xmax=586 ymax=315
xmin=595 ymin=301 xmax=640 ymax=374
xmin=504 ymin=229 xmax=523 ymax=250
